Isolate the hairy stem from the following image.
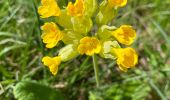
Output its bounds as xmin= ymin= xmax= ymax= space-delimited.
xmin=92 ymin=55 xmax=100 ymax=87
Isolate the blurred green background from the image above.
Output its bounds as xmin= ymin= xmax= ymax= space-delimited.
xmin=0 ymin=0 xmax=170 ymax=100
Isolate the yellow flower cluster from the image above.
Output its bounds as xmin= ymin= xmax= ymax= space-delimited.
xmin=38 ymin=0 xmax=138 ymax=75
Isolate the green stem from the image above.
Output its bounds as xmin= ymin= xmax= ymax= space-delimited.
xmin=92 ymin=55 xmax=100 ymax=87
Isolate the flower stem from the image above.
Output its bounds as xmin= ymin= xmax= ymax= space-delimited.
xmin=92 ymin=55 xmax=100 ymax=87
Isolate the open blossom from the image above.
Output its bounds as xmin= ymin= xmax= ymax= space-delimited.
xmin=112 ymin=25 xmax=136 ymax=45
xmin=108 ymin=0 xmax=127 ymax=7
xmin=38 ymin=0 xmax=61 ymax=18
xmin=111 ymin=47 xmax=138 ymax=71
xmin=42 ymin=56 xmax=61 ymax=75
xmin=67 ymin=0 xmax=85 ymax=16
xmin=41 ymin=22 xmax=63 ymax=48
xmin=78 ymin=37 xmax=101 ymax=56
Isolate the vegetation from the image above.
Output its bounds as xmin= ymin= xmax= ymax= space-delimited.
xmin=0 ymin=0 xmax=170 ymax=100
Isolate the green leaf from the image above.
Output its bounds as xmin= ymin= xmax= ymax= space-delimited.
xmin=89 ymin=80 xmax=151 ymax=100
xmin=0 ymin=45 xmax=25 ymax=57
xmin=0 ymin=32 xmax=15 ymax=37
xmin=0 ymin=38 xmax=26 ymax=45
xmin=0 ymin=66 xmax=13 ymax=78
xmin=13 ymin=81 xmax=66 ymax=100
xmin=89 ymin=92 xmax=102 ymax=100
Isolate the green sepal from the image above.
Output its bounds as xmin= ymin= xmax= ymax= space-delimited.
xmin=56 ymin=10 xmax=73 ymax=29
xmin=62 ymin=30 xmax=84 ymax=45
xmin=84 ymin=0 xmax=97 ymax=17
xmin=96 ymin=0 xmax=117 ymax=25
xmin=100 ymin=41 xmax=120 ymax=59
xmin=71 ymin=16 xmax=92 ymax=35
xmin=59 ymin=44 xmax=79 ymax=62
xmin=97 ymin=25 xmax=117 ymax=41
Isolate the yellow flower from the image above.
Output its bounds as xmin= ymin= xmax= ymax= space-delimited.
xmin=41 ymin=22 xmax=63 ymax=48
xmin=42 ymin=56 xmax=61 ymax=75
xmin=78 ymin=37 xmax=101 ymax=56
xmin=108 ymin=0 xmax=127 ymax=7
xmin=38 ymin=0 xmax=61 ymax=18
xmin=112 ymin=25 xmax=136 ymax=45
xmin=111 ymin=47 xmax=138 ymax=71
xmin=67 ymin=0 xmax=85 ymax=16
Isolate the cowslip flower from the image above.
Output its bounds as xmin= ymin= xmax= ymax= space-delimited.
xmin=42 ymin=44 xmax=79 ymax=75
xmin=42 ymin=56 xmax=61 ymax=75
xmin=108 ymin=0 xmax=127 ymax=7
xmin=78 ymin=37 xmax=101 ymax=56
xmin=67 ymin=0 xmax=85 ymax=16
xmin=41 ymin=22 xmax=63 ymax=48
xmin=38 ymin=0 xmax=139 ymax=78
xmin=38 ymin=0 xmax=61 ymax=18
xmin=112 ymin=25 xmax=136 ymax=45
xmin=111 ymin=47 xmax=138 ymax=71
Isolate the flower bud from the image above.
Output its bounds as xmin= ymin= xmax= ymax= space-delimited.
xmin=59 ymin=44 xmax=79 ymax=61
